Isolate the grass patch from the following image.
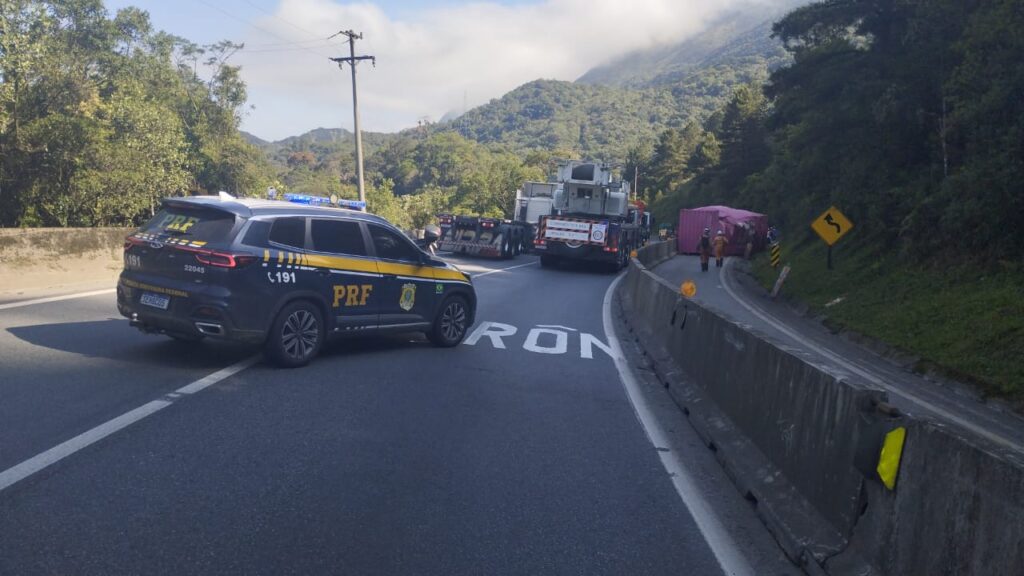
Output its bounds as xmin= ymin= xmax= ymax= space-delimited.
xmin=753 ymin=240 xmax=1024 ymax=405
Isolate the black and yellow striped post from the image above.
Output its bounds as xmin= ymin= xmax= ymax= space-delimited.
xmin=770 ymin=242 xmax=781 ymax=268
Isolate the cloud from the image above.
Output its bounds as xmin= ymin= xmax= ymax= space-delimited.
xmin=235 ymin=0 xmax=780 ymax=140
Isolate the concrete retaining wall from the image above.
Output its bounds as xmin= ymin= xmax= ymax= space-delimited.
xmin=0 ymin=227 xmax=129 ymax=265
xmin=620 ymin=243 xmax=1024 ymax=575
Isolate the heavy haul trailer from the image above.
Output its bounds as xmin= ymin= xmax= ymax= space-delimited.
xmin=437 ymin=214 xmax=529 ymax=259
xmin=533 ymin=161 xmax=641 ymax=271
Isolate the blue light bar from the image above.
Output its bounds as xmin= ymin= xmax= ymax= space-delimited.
xmin=282 ymin=193 xmax=366 ymax=211
xmin=336 ymin=199 xmax=367 ymax=210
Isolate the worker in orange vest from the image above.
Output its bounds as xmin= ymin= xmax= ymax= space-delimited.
xmin=713 ymin=229 xmax=729 ymax=268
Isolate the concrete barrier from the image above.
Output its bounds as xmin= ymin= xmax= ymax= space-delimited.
xmin=619 ymin=244 xmax=1024 ymax=575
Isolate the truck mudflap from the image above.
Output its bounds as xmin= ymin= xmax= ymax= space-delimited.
xmin=439 ymin=236 xmax=505 ymax=258
xmin=437 ymin=216 xmax=525 ymax=259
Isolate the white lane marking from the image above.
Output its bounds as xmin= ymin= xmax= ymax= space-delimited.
xmin=536 ymin=324 xmax=578 ymax=331
xmin=719 ymin=258 xmax=1020 ymax=453
xmin=522 ymin=328 xmax=568 ymax=355
xmin=603 ymin=274 xmax=753 ymax=576
xmin=468 ymin=260 xmax=538 ymax=278
xmin=0 ymin=288 xmax=116 ymax=311
xmin=0 ymin=356 xmax=260 ymax=493
xmin=464 ymin=322 xmax=517 ymax=349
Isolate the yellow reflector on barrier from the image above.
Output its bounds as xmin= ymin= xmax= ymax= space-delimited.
xmin=680 ymin=281 xmax=697 ymax=299
xmin=877 ymin=426 xmax=906 ymax=490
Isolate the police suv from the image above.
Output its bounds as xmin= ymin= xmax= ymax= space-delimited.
xmin=117 ymin=196 xmax=476 ymax=367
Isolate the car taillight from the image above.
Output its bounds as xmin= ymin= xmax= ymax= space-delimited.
xmin=194 ymin=251 xmax=256 ymax=268
xmin=124 ymin=237 xmax=145 ymax=250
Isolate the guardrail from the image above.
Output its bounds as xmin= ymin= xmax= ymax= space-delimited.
xmin=618 ymin=242 xmax=1024 ymax=575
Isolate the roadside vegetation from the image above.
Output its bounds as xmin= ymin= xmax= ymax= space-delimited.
xmin=0 ymin=0 xmax=275 ymax=228
xmin=751 ymin=242 xmax=1024 ymax=405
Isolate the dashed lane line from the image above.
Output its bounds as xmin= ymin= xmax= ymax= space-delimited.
xmin=0 ymin=289 xmax=116 ymax=311
xmin=0 ymin=356 xmax=260 ymax=493
xmin=469 ymin=260 xmax=538 ymax=278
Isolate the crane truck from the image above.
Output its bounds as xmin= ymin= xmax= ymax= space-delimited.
xmin=533 ymin=160 xmax=643 ymax=271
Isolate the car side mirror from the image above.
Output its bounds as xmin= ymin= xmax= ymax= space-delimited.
xmin=423 ymin=224 xmax=441 ymax=245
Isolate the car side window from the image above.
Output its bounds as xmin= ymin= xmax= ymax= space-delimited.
xmin=269 ymin=217 xmax=306 ymax=249
xmin=240 ymin=220 xmax=271 ymax=247
xmin=369 ymin=225 xmax=421 ymax=262
xmin=310 ymin=219 xmax=367 ymax=256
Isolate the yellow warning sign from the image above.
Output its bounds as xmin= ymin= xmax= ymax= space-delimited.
xmin=630 ymin=249 xmax=638 ymax=259
xmin=877 ymin=426 xmax=906 ymax=491
xmin=680 ymin=281 xmax=697 ymax=299
xmin=811 ymin=206 xmax=854 ymax=246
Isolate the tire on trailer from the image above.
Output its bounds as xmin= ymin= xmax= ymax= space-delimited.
xmin=500 ymin=235 xmax=511 ymax=259
xmin=427 ymin=295 xmax=471 ymax=347
xmin=264 ymin=300 xmax=324 ymax=368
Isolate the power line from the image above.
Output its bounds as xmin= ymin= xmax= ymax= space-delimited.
xmin=243 ymin=38 xmax=340 ymax=48
xmin=236 ymin=0 xmax=329 ymax=42
xmin=191 ymin=0 xmax=335 ymax=60
xmin=238 ymin=44 xmax=340 ymax=54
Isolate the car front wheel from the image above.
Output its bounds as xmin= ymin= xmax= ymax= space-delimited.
xmin=428 ymin=295 xmax=470 ymax=347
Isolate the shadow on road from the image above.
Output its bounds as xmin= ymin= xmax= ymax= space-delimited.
xmin=7 ymin=318 xmax=256 ymax=369
xmin=319 ymin=333 xmax=434 ymax=360
xmin=538 ymin=259 xmax=620 ymax=276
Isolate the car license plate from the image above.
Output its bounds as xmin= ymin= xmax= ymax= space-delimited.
xmin=140 ymin=292 xmax=170 ymax=310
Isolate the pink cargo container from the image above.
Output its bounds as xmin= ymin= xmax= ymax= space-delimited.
xmin=678 ymin=206 xmax=768 ymax=256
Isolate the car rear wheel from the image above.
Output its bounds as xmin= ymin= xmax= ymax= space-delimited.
xmin=427 ymin=295 xmax=470 ymax=347
xmin=265 ymin=301 xmax=323 ymax=368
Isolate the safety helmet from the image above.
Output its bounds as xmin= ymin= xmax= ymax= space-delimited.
xmin=703 ymin=227 xmax=710 ymax=233
xmin=717 ymin=229 xmax=723 ymax=234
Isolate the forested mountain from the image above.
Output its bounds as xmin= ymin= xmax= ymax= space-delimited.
xmin=434 ymin=9 xmax=792 ymax=163
xmin=577 ymin=7 xmax=790 ymax=89
xmin=444 ymin=80 xmax=680 ymax=161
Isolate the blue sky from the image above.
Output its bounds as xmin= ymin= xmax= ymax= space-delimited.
xmin=104 ymin=1 xmax=776 ymax=140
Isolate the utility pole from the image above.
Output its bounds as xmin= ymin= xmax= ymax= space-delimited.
xmin=329 ymin=30 xmax=374 ymax=208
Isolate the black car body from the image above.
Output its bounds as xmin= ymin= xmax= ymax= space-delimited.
xmin=117 ymin=196 xmax=476 ymax=366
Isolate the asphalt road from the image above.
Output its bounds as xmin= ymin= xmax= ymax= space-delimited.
xmin=0 ymin=254 xmax=796 ymax=576
xmin=655 ymin=254 xmax=1024 ymax=461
